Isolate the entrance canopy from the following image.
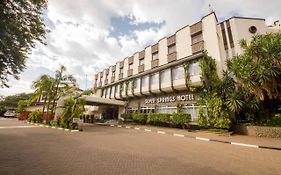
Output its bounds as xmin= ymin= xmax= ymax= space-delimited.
xmin=83 ymin=95 xmax=125 ymax=106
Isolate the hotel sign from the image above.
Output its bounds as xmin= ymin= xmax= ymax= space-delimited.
xmin=145 ymin=94 xmax=195 ymax=104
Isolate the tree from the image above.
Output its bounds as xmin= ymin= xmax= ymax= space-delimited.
xmin=0 ymin=0 xmax=48 ymax=87
xmin=229 ymin=33 xmax=281 ymax=117
xmin=0 ymin=93 xmax=33 ymax=109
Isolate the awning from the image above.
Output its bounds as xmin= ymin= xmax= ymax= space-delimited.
xmin=83 ymin=95 xmax=125 ymax=106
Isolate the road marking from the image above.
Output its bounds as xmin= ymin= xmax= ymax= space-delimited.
xmin=34 ymin=124 xmax=38 ymax=126
xmin=51 ymin=126 xmax=56 ymax=129
xmin=125 ymin=126 xmax=131 ymax=129
xmin=71 ymin=130 xmax=79 ymax=132
xmin=45 ymin=125 xmax=50 ymax=128
xmin=173 ymin=134 xmax=185 ymax=137
xmin=157 ymin=131 xmax=166 ymax=134
xmin=117 ymin=125 xmax=122 ymax=128
xmin=196 ymin=137 xmax=210 ymax=141
xmin=110 ymin=125 xmax=114 ymax=127
xmin=64 ymin=129 xmax=70 ymax=131
xmin=134 ymin=127 xmax=140 ymax=130
xmin=231 ymin=142 xmax=258 ymax=148
xmin=58 ymin=128 xmax=63 ymax=130
xmin=0 ymin=126 xmax=39 ymax=129
xmin=144 ymin=129 xmax=151 ymax=132
xmin=39 ymin=124 xmax=43 ymax=127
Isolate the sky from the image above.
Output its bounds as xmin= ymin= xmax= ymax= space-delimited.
xmin=1 ymin=0 xmax=281 ymax=96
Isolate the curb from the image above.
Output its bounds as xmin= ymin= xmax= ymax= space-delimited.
xmin=98 ymin=123 xmax=281 ymax=151
xmin=26 ymin=121 xmax=80 ymax=133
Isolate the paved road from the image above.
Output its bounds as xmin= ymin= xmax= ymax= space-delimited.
xmin=0 ymin=118 xmax=280 ymax=175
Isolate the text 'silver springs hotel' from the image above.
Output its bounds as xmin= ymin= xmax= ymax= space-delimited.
xmin=92 ymin=12 xmax=280 ymax=121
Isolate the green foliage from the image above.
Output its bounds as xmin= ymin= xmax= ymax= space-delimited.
xmin=0 ymin=106 xmax=7 ymax=116
xmin=125 ymin=81 xmax=129 ymax=96
xmin=0 ymin=0 xmax=48 ymax=87
xmin=171 ymin=113 xmax=191 ymax=128
xmin=16 ymin=100 xmax=30 ymax=113
xmin=253 ymin=113 xmax=281 ymax=127
xmin=61 ymin=96 xmax=84 ymax=129
xmin=131 ymin=79 xmax=135 ymax=94
xmin=132 ymin=113 xmax=147 ymax=124
xmin=197 ymin=106 xmax=208 ymax=128
xmin=50 ymin=120 xmax=58 ymax=127
xmin=147 ymin=113 xmax=171 ymax=126
xmin=27 ymin=110 xmax=43 ymax=123
xmin=0 ymin=93 xmax=33 ymax=109
xmin=183 ymin=62 xmax=190 ymax=88
xmin=121 ymin=113 xmax=133 ymax=120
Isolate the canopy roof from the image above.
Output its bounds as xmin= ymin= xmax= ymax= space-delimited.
xmin=83 ymin=95 xmax=125 ymax=106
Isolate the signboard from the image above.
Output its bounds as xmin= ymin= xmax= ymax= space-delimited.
xmin=145 ymin=94 xmax=195 ymax=104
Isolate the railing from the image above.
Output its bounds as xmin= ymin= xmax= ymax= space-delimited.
xmin=118 ymin=73 xmax=123 ymax=80
xmin=104 ymin=79 xmax=108 ymax=85
xmin=138 ymin=64 xmax=144 ymax=73
xmin=119 ymin=61 xmax=124 ymax=68
xmin=128 ymin=56 xmax=134 ymax=65
xmin=151 ymin=59 xmax=159 ymax=68
xmin=151 ymin=44 xmax=158 ymax=53
xmin=190 ymin=21 xmax=202 ymax=35
xmin=139 ymin=50 xmax=145 ymax=59
xmin=192 ymin=41 xmax=204 ymax=54
xmin=167 ymin=52 xmax=177 ymax=63
xmin=111 ymin=76 xmax=115 ymax=83
xmin=167 ymin=35 xmax=176 ymax=46
xmin=127 ymin=69 xmax=133 ymax=77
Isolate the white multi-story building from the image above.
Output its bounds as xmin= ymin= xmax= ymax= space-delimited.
xmin=92 ymin=12 xmax=280 ymax=121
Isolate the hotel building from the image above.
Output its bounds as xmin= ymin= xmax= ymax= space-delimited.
xmin=92 ymin=12 xmax=280 ymax=121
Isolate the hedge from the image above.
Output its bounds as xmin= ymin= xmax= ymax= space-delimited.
xmin=147 ymin=113 xmax=171 ymax=126
xmin=171 ymin=112 xmax=191 ymax=128
xmin=27 ymin=110 xmax=43 ymax=123
xmin=132 ymin=113 xmax=147 ymax=124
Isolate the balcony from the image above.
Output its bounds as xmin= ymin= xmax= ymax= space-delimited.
xmin=105 ymin=69 xmax=109 ymax=75
xmin=112 ymin=65 xmax=116 ymax=72
xmin=167 ymin=52 xmax=177 ymax=63
xmin=128 ymin=56 xmax=134 ymax=65
xmin=119 ymin=61 xmax=124 ymax=68
xmin=139 ymin=50 xmax=145 ymax=59
xmin=118 ymin=73 xmax=123 ymax=80
xmin=167 ymin=35 xmax=176 ymax=46
xmin=104 ymin=79 xmax=108 ymax=85
xmin=151 ymin=59 xmax=159 ymax=68
xmin=127 ymin=69 xmax=133 ymax=77
xmin=138 ymin=64 xmax=144 ymax=73
xmin=111 ymin=76 xmax=115 ymax=83
xmin=190 ymin=21 xmax=202 ymax=36
xmin=151 ymin=44 xmax=158 ymax=53
xmin=95 ymin=74 xmax=98 ymax=79
xmin=192 ymin=40 xmax=204 ymax=54
xmin=98 ymin=81 xmax=102 ymax=87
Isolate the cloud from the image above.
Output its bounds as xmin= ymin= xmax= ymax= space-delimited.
xmin=1 ymin=0 xmax=280 ymax=96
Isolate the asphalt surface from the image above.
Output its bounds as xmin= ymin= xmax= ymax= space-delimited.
xmin=0 ymin=118 xmax=280 ymax=175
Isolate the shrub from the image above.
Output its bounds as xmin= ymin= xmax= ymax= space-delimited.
xmin=147 ymin=113 xmax=171 ymax=126
xmin=171 ymin=113 xmax=191 ymax=128
xmin=50 ymin=120 xmax=58 ymax=127
xmin=27 ymin=110 xmax=43 ymax=123
xmin=132 ymin=113 xmax=147 ymax=124
xmin=121 ymin=113 xmax=133 ymax=121
xmin=197 ymin=106 xmax=208 ymax=128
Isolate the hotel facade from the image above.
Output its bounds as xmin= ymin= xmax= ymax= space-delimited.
xmin=92 ymin=12 xmax=280 ymax=121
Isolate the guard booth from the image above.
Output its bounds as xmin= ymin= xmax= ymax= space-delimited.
xmin=83 ymin=95 xmax=125 ymax=120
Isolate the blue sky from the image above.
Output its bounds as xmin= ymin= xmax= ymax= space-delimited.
xmin=1 ymin=0 xmax=281 ymax=96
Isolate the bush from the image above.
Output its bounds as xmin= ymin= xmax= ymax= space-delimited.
xmin=27 ymin=110 xmax=43 ymax=123
xmin=171 ymin=113 xmax=191 ymax=128
xmin=50 ymin=120 xmax=58 ymax=127
xmin=147 ymin=113 xmax=171 ymax=126
xmin=197 ymin=106 xmax=208 ymax=128
xmin=132 ymin=113 xmax=147 ymax=124
xmin=121 ymin=113 xmax=133 ymax=121
xmin=255 ymin=114 xmax=281 ymax=127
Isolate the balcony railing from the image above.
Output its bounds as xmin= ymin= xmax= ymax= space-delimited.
xmin=167 ymin=52 xmax=177 ymax=63
xmin=119 ymin=61 xmax=124 ymax=68
xmin=167 ymin=35 xmax=176 ymax=46
xmin=192 ymin=40 xmax=204 ymax=54
xmin=128 ymin=56 xmax=134 ymax=65
xmin=151 ymin=59 xmax=159 ymax=68
xmin=127 ymin=69 xmax=133 ymax=77
xmin=104 ymin=79 xmax=108 ymax=85
xmin=118 ymin=73 xmax=123 ymax=80
xmin=139 ymin=50 xmax=145 ymax=59
xmin=98 ymin=81 xmax=102 ymax=87
xmin=105 ymin=69 xmax=109 ymax=75
xmin=151 ymin=44 xmax=158 ymax=53
xmin=138 ymin=64 xmax=144 ymax=73
xmin=111 ymin=65 xmax=116 ymax=72
xmin=190 ymin=21 xmax=202 ymax=35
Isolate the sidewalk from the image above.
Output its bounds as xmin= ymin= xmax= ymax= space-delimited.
xmin=98 ymin=122 xmax=281 ymax=150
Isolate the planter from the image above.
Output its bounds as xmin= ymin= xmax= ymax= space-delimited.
xmin=234 ymin=124 xmax=281 ymax=138
xmin=17 ymin=112 xmax=30 ymax=120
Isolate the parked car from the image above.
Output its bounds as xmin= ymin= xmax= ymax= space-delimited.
xmin=3 ymin=111 xmax=17 ymax=118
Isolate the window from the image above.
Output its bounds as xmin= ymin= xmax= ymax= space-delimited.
xmin=161 ymin=69 xmax=171 ymax=83
xmin=142 ymin=75 xmax=149 ymax=88
xmin=129 ymin=64 xmax=133 ymax=70
xmin=115 ymin=84 xmax=119 ymax=95
xmin=152 ymin=52 xmax=158 ymax=60
xmin=226 ymin=20 xmax=234 ymax=48
xmin=151 ymin=73 xmax=159 ymax=86
xmin=191 ymin=32 xmax=203 ymax=44
xmin=134 ymin=78 xmax=141 ymax=90
xmin=168 ymin=44 xmax=176 ymax=54
xmin=189 ymin=62 xmax=200 ymax=76
xmin=139 ymin=58 xmax=144 ymax=65
xmin=172 ymin=65 xmax=185 ymax=80
xmin=220 ymin=23 xmax=228 ymax=50
xmin=119 ymin=67 xmax=123 ymax=74
xmin=107 ymin=87 xmax=111 ymax=98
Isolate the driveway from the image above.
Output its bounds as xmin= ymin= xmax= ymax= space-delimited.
xmin=0 ymin=118 xmax=280 ymax=175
